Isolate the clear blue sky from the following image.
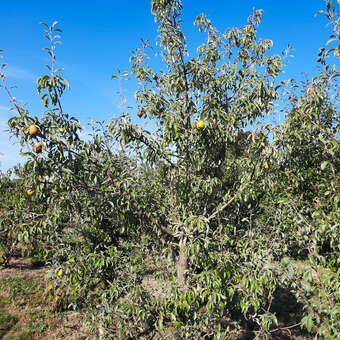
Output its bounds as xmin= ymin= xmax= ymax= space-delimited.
xmin=0 ymin=0 xmax=338 ymax=171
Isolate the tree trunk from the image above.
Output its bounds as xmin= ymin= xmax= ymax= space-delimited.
xmin=176 ymin=238 xmax=188 ymax=284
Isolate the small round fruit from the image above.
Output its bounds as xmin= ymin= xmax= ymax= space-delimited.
xmin=196 ymin=120 xmax=205 ymax=130
xmin=245 ymin=71 xmax=250 ymax=77
xmin=58 ymin=269 xmax=63 ymax=277
xmin=59 ymin=127 xmax=65 ymax=134
xmin=27 ymin=189 xmax=35 ymax=196
xmin=307 ymin=88 xmax=314 ymax=95
xmin=137 ymin=110 xmax=144 ymax=118
xmin=264 ymin=161 xmax=270 ymax=169
xmin=33 ymin=142 xmax=42 ymax=154
xmin=29 ymin=125 xmax=38 ymax=136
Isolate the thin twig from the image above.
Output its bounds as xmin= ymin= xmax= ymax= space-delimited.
xmin=207 ymin=181 xmax=250 ymax=221
xmin=269 ymin=322 xmax=301 ymax=333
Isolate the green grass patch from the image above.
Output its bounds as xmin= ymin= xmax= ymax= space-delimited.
xmin=0 ymin=311 xmax=18 ymax=338
xmin=0 ymin=276 xmax=47 ymax=339
xmin=0 ymin=276 xmax=38 ymax=298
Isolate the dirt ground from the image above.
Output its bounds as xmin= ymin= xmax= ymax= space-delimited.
xmin=0 ymin=257 xmax=91 ymax=340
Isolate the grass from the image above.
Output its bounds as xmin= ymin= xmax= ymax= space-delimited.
xmin=0 ymin=309 xmax=18 ymax=339
xmin=0 ymin=258 xmax=90 ymax=340
xmin=0 ymin=277 xmax=39 ymax=339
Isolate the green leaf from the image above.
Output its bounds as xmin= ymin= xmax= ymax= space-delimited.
xmin=305 ymin=315 xmax=313 ymax=332
xmin=321 ymin=161 xmax=329 ymax=170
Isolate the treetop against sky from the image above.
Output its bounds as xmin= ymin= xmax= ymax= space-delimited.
xmin=0 ymin=0 xmax=338 ymax=171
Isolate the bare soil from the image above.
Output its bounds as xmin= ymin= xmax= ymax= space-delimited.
xmin=0 ymin=257 xmax=91 ymax=340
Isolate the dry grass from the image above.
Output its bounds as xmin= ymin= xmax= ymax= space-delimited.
xmin=0 ymin=257 xmax=91 ymax=340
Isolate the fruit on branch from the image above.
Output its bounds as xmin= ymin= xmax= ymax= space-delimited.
xmin=137 ymin=110 xmax=144 ymax=118
xmin=264 ymin=161 xmax=270 ymax=169
xmin=196 ymin=120 xmax=205 ymax=130
xmin=26 ymin=188 xmax=35 ymax=196
xmin=59 ymin=127 xmax=65 ymax=134
xmin=33 ymin=142 xmax=43 ymax=154
xmin=29 ymin=125 xmax=38 ymax=136
xmin=307 ymin=88 xmax=314 ymax=95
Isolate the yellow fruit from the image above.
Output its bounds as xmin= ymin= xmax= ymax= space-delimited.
xmin=59 ymin=127 xmax=65 ymax=133
xmin=27 ymin=189 xmax=35 ymax=196
xmin=196 ymin=120 xmax=205 ymax=130
xmin=58 ymin=269 xmax=63 ymax=277
xmin=264 ymin=161 xmax=269 ymax=169
xmin=29 ymin=125 xmax=38 ymax=136
xmin=33 ymin=142 xmax=42 ymax=154
xmin=307 ymin=88 xmax=314 ymax=95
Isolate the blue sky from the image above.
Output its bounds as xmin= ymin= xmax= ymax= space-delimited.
xmin=0 ymin=0 xmax=338 ymax=171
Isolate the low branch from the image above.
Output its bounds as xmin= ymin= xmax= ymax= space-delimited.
xmin=158 ymin=224 xmax=178 ymax=238
xmin=207 ymin=148 xmax=263 ymax=221
xmin=269 ymin=322 xmax=301 ymax=333
xmin=207 ymin=181 xmax=251 ymax=221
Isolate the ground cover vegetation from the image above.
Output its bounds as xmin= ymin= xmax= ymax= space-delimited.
xmin=0 ymin=258 xmax=89 ymax=339
xmin=0 ymin=0 xmax=339 ymax=338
